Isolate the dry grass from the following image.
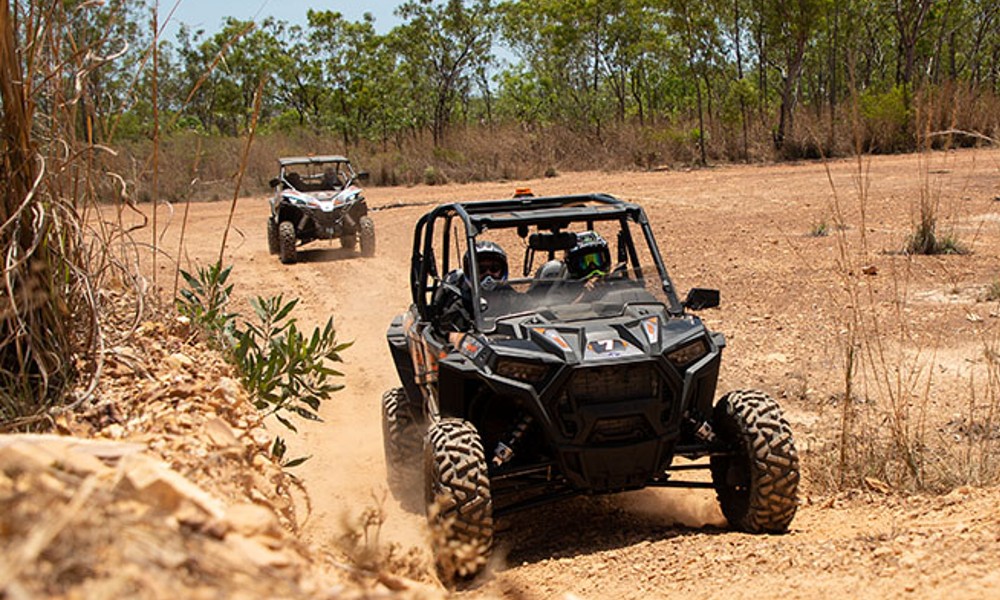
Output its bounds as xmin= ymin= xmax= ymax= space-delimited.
xmin=1 ymin=1 xmax=100 ymax=427
xmin=802 ymin=91 xmax=1000 ymax=494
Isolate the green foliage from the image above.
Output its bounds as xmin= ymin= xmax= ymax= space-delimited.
xmin=860 ymin=86 xmax=914 ymax=153
xmin=423 ymin=166 xmax=447 ymax=185
xmin=176 ymin=264 xmax=237 ymax=349
xmin=177 ymin=266 xmax=350 ymax=468
xmin=809 ymin=220 xmax=830 ymax=237
xmin=232 ymin=295 xmax=351 ymax=432
xmin=905 ymin=219 xmax=968 ymax=256
xmin=270 ymin=436 xmax=310 ymax=468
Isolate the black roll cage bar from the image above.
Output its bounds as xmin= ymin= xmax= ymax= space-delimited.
xmin=410 ymin=194 xmax=683 ymax=329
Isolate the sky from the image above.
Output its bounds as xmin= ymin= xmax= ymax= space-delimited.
xmin=160 ymin=0 xmax=405 ymax=39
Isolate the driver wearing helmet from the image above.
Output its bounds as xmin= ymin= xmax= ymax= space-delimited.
xmin=566 ymin=231 xmax=611 ymax=280
xmin=564 ymin=231 xmax=613 ymax=302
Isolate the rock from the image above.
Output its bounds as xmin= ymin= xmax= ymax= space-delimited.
xmin=165 ymin=353 xmax=195 ymax=371
xmin=203 ymin=418 xmax=241 ymax=449
xmin=0 ymin=435 xmax=145 ymax=474
xmin=119 ymin=453 xmax=226 ymax=519
xmin=225 ymin=503 xmax=280 ymax=538
xmin=212 ymin=378 xmax=242 ymax=407
xmin=225 ymin=533 xmax=292 ymax=568
xmin=0 ymin=442 xmax=48 ymax=474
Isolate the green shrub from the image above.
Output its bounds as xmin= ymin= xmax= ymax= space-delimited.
xmin=232 ymin=295 xmax=351 ymax=433
xmin=860 ymin=86 xmax=913 ymax=153
xmin=423 ymin=166 xmax=447 ymax=185
xmin=809 ymin=220 xmax=830 ymax=237
xmin=177 ymin=266 xmax=350 ymax=466
xmin=176 ymin=264 xmax=236 ymax=349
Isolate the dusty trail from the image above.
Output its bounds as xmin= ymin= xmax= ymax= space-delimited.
xmin=151 ymin=150 xmax=1000 ymax=598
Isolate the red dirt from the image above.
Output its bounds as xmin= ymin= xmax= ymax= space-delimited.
xmin=129 ymin=148 xmax=1000 ymax=598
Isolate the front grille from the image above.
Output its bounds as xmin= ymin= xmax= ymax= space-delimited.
xmin=568 ymin=363 xmax=658 ymax=405
xmin=552 ymin=362 xmax=670 ymax=442
xmin=309 ymin=210 xmax=342 ymax=229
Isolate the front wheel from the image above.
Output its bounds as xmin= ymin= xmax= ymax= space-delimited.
xmin=425 ymin=418 xmax=493 ymax=582
xmin=267 ymin=218 xmax=279 ymax=254
xmin=358 ymin=215 xmax=375 ymax=257
xmin=278 ymin=220 xmax=297 ymax=264
xmin=341 ymin=232 xmax=357 ymax=251
xmin=710 ymin=389 xmax=799 ymax=533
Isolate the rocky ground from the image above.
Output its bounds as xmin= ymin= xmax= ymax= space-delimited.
xmin=4 ymin=148 xmax=1000 ymax=598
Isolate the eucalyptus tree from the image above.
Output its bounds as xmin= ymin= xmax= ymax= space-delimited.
xmin=394 ymin=0 xmax=496 ymax=145
xmin=268 ymin=21 xmax=325 ymax=128
xmin=663 ymin=0 xmax=725 ymax=163
xmin=753 ymin=0 xmax=828 ymax=150
xmin=174 ymin=18 xmax=283 ymax=135
xmin=499 ymin=0 xmax=618 ymax=136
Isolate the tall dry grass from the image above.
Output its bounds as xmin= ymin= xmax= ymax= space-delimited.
xmin=0 ymin=1 xmax=241 ymax=430
xmin=803 ymin=75 xmax=1000 ymax=494
xmin=0 ymin=1 xmax=103 ymax=427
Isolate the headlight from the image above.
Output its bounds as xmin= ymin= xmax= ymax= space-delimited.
xmin=532 ymin=327 xmax=571 ymax=350
xmin=494 ymin=358 xmax=549 ymax=383
xmin=641 ymin=316 xmax=660 ymax=344
xmin=666 ymin=338 xmax=708 ymax=367
xmin=458 ymin=335 xmax=485 ymax=359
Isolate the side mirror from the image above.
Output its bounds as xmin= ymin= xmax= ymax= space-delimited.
xmin=683 ymin=288 xmax=720 ymax=310
xmin=268 ymin=177 xmax=280 ymax=188
xmin=356 ymin=171 xmax=370 ymax=181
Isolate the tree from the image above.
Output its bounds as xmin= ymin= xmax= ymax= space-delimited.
xmin=755 ymin=0 xmax=828 ymax=151
xmin=395 ymin=0 xmax=495 ymax=145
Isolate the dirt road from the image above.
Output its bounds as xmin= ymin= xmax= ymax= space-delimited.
xmin=144 ymin=149 xmax=1000 ymax=598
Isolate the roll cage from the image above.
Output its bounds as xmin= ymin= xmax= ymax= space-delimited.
xmin=410 ymin=193 xmax=684 ymax=330
xmin=273 ymin=155 xmax=363 ymax=192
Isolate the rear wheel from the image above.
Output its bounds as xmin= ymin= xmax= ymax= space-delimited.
xmin=278 ymin=220 xmax=297 ymax=264
xmin=341 ymin=232 xmax=357 ymax=250
xmin=425 ymin=418 xmax=493 ymax=582
xmin=359 ymin=215 xmax=375 ymax=257
xmin=710 ymin=389 xmax=799 ymax=533
xmin=267 ymin=219 xmax=279 ymax=254
xmin=382 ymin=387 xmax=422 ymax=504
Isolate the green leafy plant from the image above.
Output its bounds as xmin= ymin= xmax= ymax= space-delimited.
xmin=232 ymin=294 xmax=352 ymax=433
xmin=809 ymin=220 xmax=830 ymax=237
xmin=178 ymin=268 xmax=350 ymax=468
xmin=270 ymin=436 xmax=310 ymax=468
xmin=176 ymin=264 xmax=237 ymax=348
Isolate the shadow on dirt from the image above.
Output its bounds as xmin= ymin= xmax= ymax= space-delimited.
xmin=294 ymin=246 xmax=364 ymax=264
xmin=493 ymin=490 xmax=728 ymax=568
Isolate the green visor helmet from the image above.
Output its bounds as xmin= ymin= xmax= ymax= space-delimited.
xmin=566 ymin=231 xmax=611 ymax=279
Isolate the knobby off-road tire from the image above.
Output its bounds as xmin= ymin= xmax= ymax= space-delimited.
xmin=381 ymin=387 xmax=422 ymax=505
xmin=341 ymin=232 xmax=357 ymax=250
xmin=267 ymin=219 xmax=280 ymax=254
xmin=425 ymin=418 xmax=493 ymax=582
xmin=278 ymin=220 xmax=297 ymax=264
xmin=710 ymin=389 xmax=799 ymax=533
xmin=358 ymin=215 xmax=376 ymax=257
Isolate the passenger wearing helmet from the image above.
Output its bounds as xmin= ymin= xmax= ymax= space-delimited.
xmin=464 ymin=240 xmax=510 ymax=291
xmin=566 ymin=231 xmax=611 ymax=280
xmin=464 ymin=240 xmax=522 ymax=315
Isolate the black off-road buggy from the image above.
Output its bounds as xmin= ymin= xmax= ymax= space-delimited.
xmin=267 ymin=155 xmax=374 ymax=263
xmin=382 ymin=193 xmax=799 ymax=580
